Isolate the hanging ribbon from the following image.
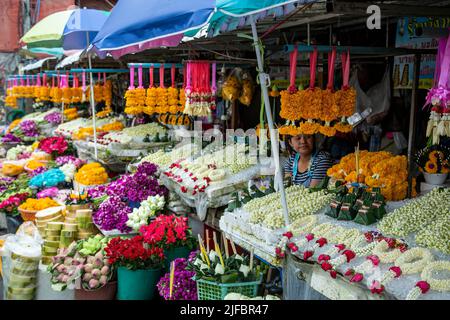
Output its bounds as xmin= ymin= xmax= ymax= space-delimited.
xmin=129 ymin=66 xmax=135 ymax=89
xmin=171 ymin=64 xmax=175 ymax=88
xmin=103 ymin=72 xmax=106 ymax=85
xmin=288 ymin=46 xmax=298 ymax=93
xmin=438 ymin=35 xmax=450 ymax=88
xmin=310 ymin=47 xmax=318 ymax=90
xmin=211 ymin=62 xmax=217 ymax=93
xmin=160 ymin=64 xmax=165 ymax=88
xmin=37 ymin=74 xmax=41 ymax=87
xmin=149 ymin=66 xmax=154 ymax=87
xmin=433 ymin=37 xmax=447 ymax=87
xmin=52 ymin=76 xmax=55 ymax=88
xmin=185 ymin=62 xmax=192 ymax=93
xmin=72 ymin=73 xmax=76 ymax=88
xmin=43 ymin=73 xmax=47 ymax=87
xmin=341 ymin=50 xmax=351 ymax=89
xmin=97 ymin=72 xmax=101 ymax=84
xmin=183 ymin=65 xmax=187 ymax=89
xmin=138 ymin=65 xmax=143 ymax=88
xmin=25 ymin=75 xmax=29 ymax=86
xmin=82 ymin=71 xmax=86 ymax=91
xmin=57 ymin=72 xmax=60 ymax=87
xmin=326 ymin=47 xmax=337 ymax=91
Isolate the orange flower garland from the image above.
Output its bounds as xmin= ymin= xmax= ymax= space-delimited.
xmin=39 ymin=86 xmax=51 ymax=101
xmin=61 ymin=87 xmax=73 ymax=104
xmin=103 ymin=80 xmax=112 ymax=108
xmin=71 ymin=87 xmax=83 ymax=104
xmin=327 ymin=151 xmax=413 ymax=201
xmin=144 ymin=87 xmax=157 ymax=115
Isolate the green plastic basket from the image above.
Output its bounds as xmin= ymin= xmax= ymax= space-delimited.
xmin=196 ymin=276 xmax=262 ymax=300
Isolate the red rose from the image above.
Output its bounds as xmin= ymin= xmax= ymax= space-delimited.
xmin=342 ymin=250 xmax=356 ymax=263
xmin=350 ymin=273 xmax=364 ymax=283
xmin=389 ymin=266 xmax=402 ymax=278
xmin=303 ymin=251 xmax=314 ymax=261
xmin=329 ymin=270 xmax=337 ymax=279
xmin=318 ymin=254 xmax=330 ymax=264
xmin=316 ymin=238 xmax=328 ymax=248
xmin=283 ymin=231 xmax=293 ymax=239
xmin=321 ymin=262 xmax=333 ymax=271
xmin=416 ymin=281 xmax=430 ymax=294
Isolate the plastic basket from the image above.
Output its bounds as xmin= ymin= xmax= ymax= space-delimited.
xmin=196 ymin=276 xmax=262 ymax=300
xmin=18 ymin=208 xmax=38 ymax=222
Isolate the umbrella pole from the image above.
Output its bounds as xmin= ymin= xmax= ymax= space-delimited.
xmin=250 ymin=16 xmax=290 ymax=226
xmin=86 ymin=32 xmax=98 ymax=160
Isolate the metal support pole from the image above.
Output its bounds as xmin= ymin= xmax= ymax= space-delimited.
xmin=407 ymin=54 xmax=421 ymax=198
xmin=250 ymin=16 xmax=290 ymax=226
xmin=86 ymin=32 xmax=98 ymax=160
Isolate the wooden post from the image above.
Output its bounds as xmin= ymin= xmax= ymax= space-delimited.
xmin=407 ymin=54 xmax=421 ymax=198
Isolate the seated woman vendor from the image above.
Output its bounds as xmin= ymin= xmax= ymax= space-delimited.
xmin=284 ymin=134 xmax=333 ymax=187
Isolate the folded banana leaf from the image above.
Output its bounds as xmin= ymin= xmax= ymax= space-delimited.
xmin=353 ymin=207 xmax=377 ymax=225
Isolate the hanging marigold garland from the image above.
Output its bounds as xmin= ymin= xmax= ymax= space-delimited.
xmin=279 ymin=47 xmax=356 ymax=137
xmin=124 ymin=66 xmax=144 ymax=115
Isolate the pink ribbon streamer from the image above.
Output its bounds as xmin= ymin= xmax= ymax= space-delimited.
xmin=82 ymin=71 xmax=86 ymax=91
xmin=160 ymin=64 xmax=165 ymax=88
xmin=211 ymin=62 xmax=217 ymax=93
xmin=289 ymin=47 xmax=298 ymax=92
xmin=129 ymin=66 xmax=135 ymax=89
xmin=149 ymin=66 xmax=154 ymax=88
xmin=171 ymin=64 xmax=176 ymax=88
xmin=327 ymin=47 xmax=337 ymax=90
xmin=138 ymin=65 xmax=143 ymax=88
xmin=310 ymin=48 xmax=318 ymax=89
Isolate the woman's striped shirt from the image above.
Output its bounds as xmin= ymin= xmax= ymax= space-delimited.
xmin=283 ymin=151 xmax=333 ymax=186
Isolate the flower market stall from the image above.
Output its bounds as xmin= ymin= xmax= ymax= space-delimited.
xmin=1 ymin=0 xmax=450 ymax=303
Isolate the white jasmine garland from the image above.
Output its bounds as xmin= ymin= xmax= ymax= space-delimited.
xmin=372 ymin=240 xmax=403 ymax=263
xmin=421 ymin=261 xmax=450 ymax=292
xmin=406 ymin=286 xmax=423 ymax=300
xmin=395 ymin=248 xmax=434 ymax=275
xmin=378 ymin=188 xmax=450 ymax=238
xmin=353 ymin=258 xmax=378 ymax=275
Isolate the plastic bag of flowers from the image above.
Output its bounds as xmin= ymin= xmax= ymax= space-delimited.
xmin=104 ymin=235 xmax=165 ymax=300
xmin=1 ymin=230 xmax=42 ymax=300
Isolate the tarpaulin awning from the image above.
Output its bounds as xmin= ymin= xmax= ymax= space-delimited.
xmin=55 ymin=50 xmax=84 ymax=69
xmin=90 ymin=0 xmax=306 ymax=58
xmin=20 ymin=57 xmax=57 ymax=71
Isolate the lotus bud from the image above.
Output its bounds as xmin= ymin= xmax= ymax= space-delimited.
xmin=61 ymin=275 xmax=70 ymax=283
xmin=83 ymin=273 xmax=93 ymax=282
xmin=56 ymin=265 xmax=65 ymax=273
xmin=92 ymin=269 xmax=101 ymax=279
xmin=100 ymin=266 xmax=109 ymax=275
xmin=94 ymin=258 xmax=103 ymax=268
xmin=89 ymin=279 xmax=99 ymax=289
xmin=84 ymin=264 xmax=93 ymax=273
xmin=64 ymin=257 xmax=73 ymax=265
xmin=94 ymin=251 xmax=104 ymax=260
xmin=99 ymin=275 xmax=107 ymax=285
xmin=56 ymin=274 xmax=64 ymax=282
xmin=87 ymin=256 xmax=95 ymax=264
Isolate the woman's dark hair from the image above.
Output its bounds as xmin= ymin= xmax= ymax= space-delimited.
xmin=285 ymin=134 xmax=318 ymax=156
